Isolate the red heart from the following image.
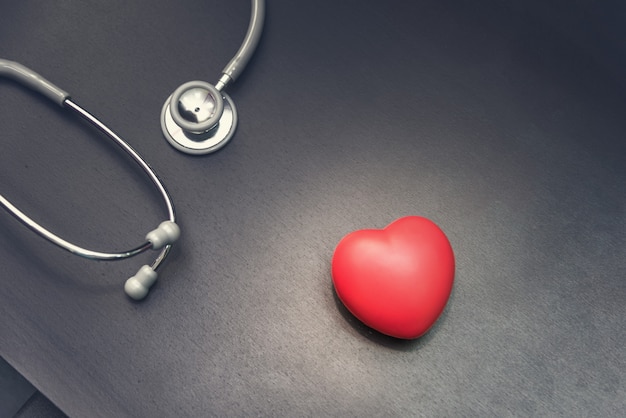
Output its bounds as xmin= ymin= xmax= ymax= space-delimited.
xmin=332 ymin=216 xmax=455 ymax=339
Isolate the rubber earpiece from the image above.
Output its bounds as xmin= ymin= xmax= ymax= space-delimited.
xmin=125 ymin=265 xmax=158 ymax=300
xmin=146 ymin=221 xmax=180 ymax=250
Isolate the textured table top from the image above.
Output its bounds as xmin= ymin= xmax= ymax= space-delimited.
xmin=1 ymin=1 xmax=624 ymax=416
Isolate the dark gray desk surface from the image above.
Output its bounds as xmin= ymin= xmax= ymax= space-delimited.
xmin=1 ymin=1 xmax=624 ymax=416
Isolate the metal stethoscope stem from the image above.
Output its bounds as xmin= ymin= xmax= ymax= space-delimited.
xmin=64 ymin=99 xmax=176 ymax=272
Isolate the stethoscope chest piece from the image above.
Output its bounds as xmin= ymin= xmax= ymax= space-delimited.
xmin=161 ymin=80 xmax=238 ymax=155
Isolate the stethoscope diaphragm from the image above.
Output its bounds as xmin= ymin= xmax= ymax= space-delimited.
xmin=160 ymin=81 xmax=238 ymax=155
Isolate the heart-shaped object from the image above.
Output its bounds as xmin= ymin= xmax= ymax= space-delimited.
xmin=332 ymin=216 xmax=455 ymax=339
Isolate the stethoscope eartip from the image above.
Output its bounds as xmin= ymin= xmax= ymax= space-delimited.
xmin=125 ymin=265 xmax=157 ymax=300
xmin=161 ymin=81 xmax=238 ymax=155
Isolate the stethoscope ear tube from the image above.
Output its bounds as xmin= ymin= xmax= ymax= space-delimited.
xmin=0 ymin=59 xmax=180 ymax=300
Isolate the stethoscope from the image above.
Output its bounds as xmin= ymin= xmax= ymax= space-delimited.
xmin=0 ymin=0 xmax=265 ymax=299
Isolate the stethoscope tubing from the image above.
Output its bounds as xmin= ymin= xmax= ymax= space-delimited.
xmin=216 ymin=0 xmax=266 ymax=90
